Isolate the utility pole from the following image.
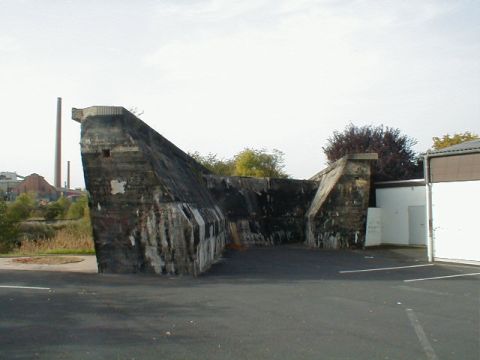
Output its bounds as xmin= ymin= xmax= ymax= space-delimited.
xmin=54 ymin=97 xmax=62 ymax=188
xmin=67 ymin=160 xmax=71 ymax=190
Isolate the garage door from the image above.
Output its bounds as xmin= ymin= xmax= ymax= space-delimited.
xmin=432 ymin=181 xmax=480 ymax=263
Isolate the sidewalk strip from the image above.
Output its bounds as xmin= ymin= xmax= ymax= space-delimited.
xmin=339 ymin=264 xmax=434 ymax=274
xmin=404 ymin=272 xmax=480 ymax=283
xmin=406 ymin=308 xmax=438 ymax=360
xmin=0 ymin=285 xmax=51 ymax=290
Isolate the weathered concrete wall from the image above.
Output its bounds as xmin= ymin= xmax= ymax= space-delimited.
xmin=306 ymin=154 xmax=377 ymax=249
xmin=74 ymin=106 xmax=376 ymax=275
xmin=74 ymin=107 xmax=226 ymax=275
xmin=204 ymin=176 xmax=318 ymax=246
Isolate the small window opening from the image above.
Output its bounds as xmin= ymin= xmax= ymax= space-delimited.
xmin=102 ymin=149 xmax=111 ymax=158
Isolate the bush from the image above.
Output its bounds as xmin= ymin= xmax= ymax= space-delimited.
xmin=15 ymin=218 xmax=94 ymax=255
xmin=234 ymin=148 xmax=288 ymax=178
xmin=67 ymin=195 xmax=88 ymax=219
xmin=17 ymin=222 xmax=56 ymax=241
xmin=0 ymin=200 xmax=19 ymax=252
xmin=323 ymin=124 xmax=419 ymax=181
xmin=190 ymin=148 xmax=289 ymax=178
xmin=56 ymin=196 xmax=71 ymax=218
xmin=44 ymin=202 xmax=64 ymax=220
xmin=8 ymin=193 xmax=35 ymax=221
xmin=42 ymin=196 xmax=74 ymax=220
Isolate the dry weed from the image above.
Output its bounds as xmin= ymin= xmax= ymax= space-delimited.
xmin=15 ymin=227 xmax=94 ymax=255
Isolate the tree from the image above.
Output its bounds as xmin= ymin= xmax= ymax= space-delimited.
xmin=44 ymin=202 xmax=64 ymax=221
xmin=190 ymin=148 xmax=289 ymax=178
xmin=56 ymin=196 xmax=71 ymax=218
xmin=7 ymin=193 xmax=35 ymax=222
xmin=0 ymin=199 xmax=18 ymax=252
xmin=432 ymin=132 xmax=479 ymax=150
xmin=67 ymin=195 xmax=89 ymax=219
xmin=234 ymin=148 xmax=288 ymax=178
xmin=189 ymin=152 xmax=235 ymax=176
xmin=323 ymin=124 xmax=419 ymax=181
xmin=44 ymin=196 xmax=71 ymax=220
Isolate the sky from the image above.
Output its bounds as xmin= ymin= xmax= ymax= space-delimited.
xmin=1 ymin=0 xmax=479 ymax=189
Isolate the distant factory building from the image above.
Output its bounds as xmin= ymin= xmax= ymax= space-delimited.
xmin=0 ymin=172 xmax=23 ymax=201
xmin=14 ymin=173 xmax=59 ymax=201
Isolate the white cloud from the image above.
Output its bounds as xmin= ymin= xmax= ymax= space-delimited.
xmin=0 ymin=35 xmax=19 ymax=53
xmin=0 ymin=0 xmax=478 ymax=184
xmin=141 ymin=0 xmax=479 ymax=178
xmin=156 ymin=0 xmax=271 ymax=20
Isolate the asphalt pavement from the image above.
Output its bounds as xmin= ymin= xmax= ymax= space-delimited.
xmin=0 ymin=246 xmax=478 ymax=359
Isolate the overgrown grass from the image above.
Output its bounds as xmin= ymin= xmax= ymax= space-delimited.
xmin=8 ymin=219 xmax=95 ymax=256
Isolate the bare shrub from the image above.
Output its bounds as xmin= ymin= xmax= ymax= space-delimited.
xmin=14 ymin=219 xmax=94 ymax=255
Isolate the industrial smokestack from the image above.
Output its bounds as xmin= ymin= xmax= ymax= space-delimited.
xmin=54 ymin=97 xmax=62 ymax=188
xmin=67 ymin=160 xmax=71 ymax=190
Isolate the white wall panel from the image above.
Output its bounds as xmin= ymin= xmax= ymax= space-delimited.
xmin=376 ymin=186 xmax=426 ymax=245
xmin=432 ymin=180 xmax=480 ymax=262
xmin=365 ymin=208 xmax=382 ymax=246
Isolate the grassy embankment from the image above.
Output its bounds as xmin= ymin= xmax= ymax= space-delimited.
xmin=2 ymin=219 xmax=95 ymax=257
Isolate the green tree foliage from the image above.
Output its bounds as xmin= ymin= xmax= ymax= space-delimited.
xmin=44 ymin=196 xmax=72 ymax=220
xmin=189 ymin=152 xmax=235 ymax=176
xmin=67 ymin=195 xmax=89 ymax=219
xmin=432 ymin=132 xmax=479 ymax=150
xmin=234 ymin=148 xmax=288 ymax=178
xmin=44 ymin=202 xmax=64 ymax=221
xmin=7 ymin=193 xmax=35 ymax=222
xmin=56 ymin=196 xmax=71 ymax=218
xmin=190 ymin=148 xmax=288 ymax=178
xmin=323 ymin=124 xmax=420 ymax=181
xmin=0 ymin=199 xmax=19 ymax=252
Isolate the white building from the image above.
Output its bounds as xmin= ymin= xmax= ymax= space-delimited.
xmin=0 ymin=172 xmax=18 ymax=181
xmin=365 ymin=180 xmax=426 ymax=247
xmin=425 ymin=140 xmax=480 ymax=264
xmin=0 ymin=172 xmax=22 ymax=198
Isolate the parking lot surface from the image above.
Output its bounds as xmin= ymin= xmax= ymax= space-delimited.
xmin=0 ymin=246 xmax=478 ymax=359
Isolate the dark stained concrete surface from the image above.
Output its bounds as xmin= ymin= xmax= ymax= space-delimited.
xmin=0 ymin=246 xmax=478 ymax=359
xmin=76 ymin=106 xmax=377 ymax=275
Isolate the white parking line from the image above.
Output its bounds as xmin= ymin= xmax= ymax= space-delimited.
xmin=405 ymin=308 xmax=438 ymax=360
xmin=0 ymin=285 xmax=51 ymax=290
xmin=339 ymin=264 xmax=434 ymax=274
xmin=404 ymin=272 xmax=480 ymax=283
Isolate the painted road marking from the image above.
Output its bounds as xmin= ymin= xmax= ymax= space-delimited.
xmin=339 ymin=264 xmax=434 ymax=274
xmin=395 ymin=285 xmax=450 ymax=297
xmin=0 ymin=285 xmax=51 ymax=290
xmin=404 ymin=272 xmax=480 ymax=283
xmin=406 ymin=308 xmax=438 ymax=360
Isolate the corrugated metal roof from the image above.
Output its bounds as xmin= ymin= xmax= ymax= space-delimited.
xmin=429 ymin=139 xmax=480 ymax=155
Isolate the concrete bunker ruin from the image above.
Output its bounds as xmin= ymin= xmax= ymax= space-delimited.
xmin=73 ymin=106 xmax=377 ymax=275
